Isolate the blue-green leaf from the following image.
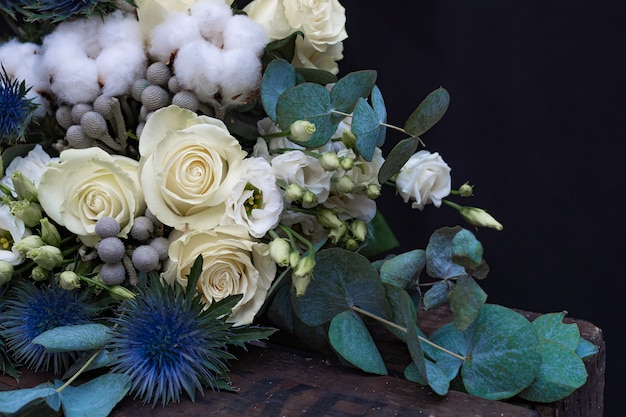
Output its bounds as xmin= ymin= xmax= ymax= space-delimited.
xmin=291 ymin=248 xmax=391 ymax=327
xmin=276 ymin=82 xmax=336 ymax=148
xmin=57 ymin=374 xmax=131 ymax=417
xmin=532 ymin=312 xmax=579 ymax=351
xmin=377 ymin=137 xmax=419 ymax=184
xmin=63 ymin=350 xmax=116 ymax=379
xmin=330 ymin=70 xmax=377 ymax=114
xmin=380 ymin=249 xmax=425 ymax=289
xmin=371 ymin=85 xmax=387 ymax=146
xmin=422 ymin=280 xmax=455 ymax=311
xmin=405 ymin=359 xmax=450 ymax=395
xmin=518 ymin=339 xmax=588 ymax=403
xmin=575 ymin=338 xmax=599 ymax=360
xmin=451 ymin=228 xmax=484 ymax=269
xmin=261 ymin=59 xmax=296 ymax=121
xmin=0 ymin=382 xmax=60 ymax=414
xmin=328 ymin=310 xmax=387 ymax=375
xmin=404 ymin=87 xmax=450 ymax=137
xmin=359 ymin=211 xmax=399 ymax=258
xmin=425 ymin=227 xmax=467 ymax=279
xmin=448 ymin=276 xmax=487 ymax=331
xmin=352 ymin=97 xmax=380 ymax=161
xmin=32 ymin=324 xmax=111 ymax=352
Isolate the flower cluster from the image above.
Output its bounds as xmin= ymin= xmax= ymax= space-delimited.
xmin=0 ymin=0 xmax=511 ymax=414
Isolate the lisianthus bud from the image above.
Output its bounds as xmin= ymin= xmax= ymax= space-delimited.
xmin=0 ymin=261 xmax=13 ymax=285
xmin=10 ymin=200 xmax=42 ymax=228
xmin=290 ymin=120 xmax=316 ymax=142
xmin=459 ymin=182 xmax=474 ymax=197
xmin=11 ymin=171 xmax=38 ymax=202
xmin=365 ymin=184 xmax=381 ymax=199
xmin=269 ymin=238 xmax=291 ymax=267
xmin=58 ymin=270 xmax=81 ymax=290
xmin=289 ymin=251 xmax=300 ymax=269
xmin=320 ymin=152 xmax=340 ymax=171
xmin=40 ymin=218 xmax=62 ymax=246
xmin=336 ymin=175 xmax=354 ymax=193
xmin=31 ymin=265 xmax=48 ymax=281
xmin=302 ymin=190 xmax=316 ymax=205
xmin=460 ymin=207 xmax=503 ymax=231
xmin=14 ymin=235 xmax=45 ymax=255
xmin=328 ymin=223 xmax=347 ymax=244
xmin=292 ymin=255 xmax=315 ymax=296
xmin=340 ymin=157 xmax=355 ymax=171
xmin=341 ymin=129 xmax=357 ymax=148
xmin=27 ymin=245 xmax=64 ymax=270
xmin=316 ymin=208 xmax=343 ymax=229
xmin=109 ymin=285 xmax=136 ymax=300
xmin=345 ymin=238 xmax=360 ymax=251
xmin=284 ymin=183 xmax=304 ymax=202
xmin=350 ymin=219 xmax=368 ymax=242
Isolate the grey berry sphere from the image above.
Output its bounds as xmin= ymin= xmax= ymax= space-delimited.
xmin=97 ymin=237 xmax=126 ymax=263
xmin=100 ymin=262 xmax=126 ymax=285
xmin=95 ymin=217 xmax=121 ymax=238
xmin=130 ymin=216 xmax=154 ymax=241
xmin=132 ymin=245 xmax=160 ymax=272
xmin=149 ymin=237 xmax=170 ymax=260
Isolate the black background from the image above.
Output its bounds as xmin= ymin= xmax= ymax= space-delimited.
xmin=337 ymin=0 xmax=623 ymax=414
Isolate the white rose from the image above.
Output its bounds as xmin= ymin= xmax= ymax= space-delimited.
xmin=0 ymin=145 xmax=58 ymax=197
xmin=0 ymin=205 xmax=30 ymax=265
xmin=244 ymin=0 xmax=347 ymax=74
xmin=271 ymin=150 xmax=333 ymax=208
xmin=222 ymin=157 xmax=283 ymax=238
xmin=139 ymin=105 xmax=247 ymax=231
xmin=162 ymin=225 xmax=276 ymax=326
xmin=395 ymin=150 xmax=451 ymax=210
xmin=38 ymin=148 xmax=144 ymax=247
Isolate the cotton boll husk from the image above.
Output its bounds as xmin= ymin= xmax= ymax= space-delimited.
xmin=174 ymin=40 xmax=222 ymax=102
xmin=219 ymin=49 xmax=262 ymax=107
xmin=149 ymin=13 xmax=202 ymax=62
xmin=222 ymin=14 xmax=268 ymax=54
xmin=97 ymin=44 xmax=148 ymax=98
xmin=190 ymin=1 xmax=232 ymax=45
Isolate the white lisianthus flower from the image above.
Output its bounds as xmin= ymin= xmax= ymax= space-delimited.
xmin=162 ymin=225 xmax=276 ymax=326
xmin=222 ymin=157 xmax=283 ymax=238
xmin=271 ymin=150 xmax=333 ymax=208
xmin=244 ymin=0 xmax=347 ymax=74
xmin=323 ymin=194 xmax=377 ymax=223
xmin=0 ymin=205 xmax=30 ymax=265
xmin=279 ymin=210 xmax=328 ymax=247
xmin=138 ymin=105 xmax=247 ymax=231
xmin=395 ymin=150 xmax=452 ymax=210
xmin=38 ymin=147 xmax=144 ymax=247
xmin=0 ymin=145 xmax=58 ymax=197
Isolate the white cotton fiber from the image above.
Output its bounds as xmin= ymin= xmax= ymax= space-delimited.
xmin=219 ymin=49 xmax=262 ymax=106
xmin=190 ymin=1 xmax=232 ymax=45
xmin=222 ymin=14 xmax=268 ymax=54
xmin=174 ymin=40 xmax=223 ymax=102
xmin=149 ymin=13 xmax=202 ymax=62
xmin=97 ymin=43 xmax=147 ymax=97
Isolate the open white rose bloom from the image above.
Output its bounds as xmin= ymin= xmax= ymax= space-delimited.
xmin=6 ymin=2 xmax=584 ymax=416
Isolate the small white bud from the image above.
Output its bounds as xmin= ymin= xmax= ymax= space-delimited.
xmin=290 ymin=120 xmax=316 ymax=143
xmin=320 ymin=152 xmax=340 ymax=171
xmin=58 ymin=271 xmax=81 ymax=291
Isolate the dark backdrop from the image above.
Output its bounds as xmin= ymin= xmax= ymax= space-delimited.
xmin=338 ymin=0 xmax=624 ymax=414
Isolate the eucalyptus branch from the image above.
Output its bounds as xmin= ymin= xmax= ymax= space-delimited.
xmin=351 ymin=305 xmax=466 ymax=361
xmin=56 ymin=349 xmax=101 ymax=393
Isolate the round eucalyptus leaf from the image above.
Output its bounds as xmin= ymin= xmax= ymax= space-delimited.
xmin=405 ymin=360 xmax=450 ymax=395
xmin=422 ymin=280 xmax=454 ymax=311
xmin=451 ymin=228 xmax=483 ymax=269
xmin=371 ymin=85 xmax=387 ymax=146
xmin=260 ymin=58 xmax=296 ymax=120
xmin=532 ymin=311 xmax=580 ymax=351
xmin=380 ymin=249 xmax=425 ymax=289
xmin=425 ymin=226 xmax=467 ymax=279
xmin=31 ymin=323 xmax=111 ymax=352
xmin=352 ymin=97 xmax=380 ymax=161
xmin=330 ymin=70 xmax=377 ymax=114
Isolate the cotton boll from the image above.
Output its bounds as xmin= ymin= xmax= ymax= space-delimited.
xmin=49 ymin=17 xmax=102 ymax=59
xmin=97 ymin=11 xmax=143 ymax=50
xmin=219 ymin=49 xmax=262 ymax=107
xmin=222 ymin=14 xmax=268 ymax=54
xmin=97 ymin=43 xmax=148 ymax=98
xmin=46 ymin=50 xmax=100 ymax=105
xmin=174 ymin=40 xmax=222 ymax=102
xmin=190 ymin=1 xmax=232 ymax=45
xmin=149 ymin=13 xmax=202 ymax=62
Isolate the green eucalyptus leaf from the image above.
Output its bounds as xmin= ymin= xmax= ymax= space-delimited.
xmin=460 ymin=304 xmax=542 ymax=400
xmin=0 ymin=382 xmax=60 ymax=415
xmin=328 ymin=310 xmax=387 ymax=375
xmin=469 ymin=260 xmax=490 ymax=280
xmin=377 ymin=137 xmax=419 ymax=184
xmin=518 ymin=339 xmax=588 ymax=403
xmin=371 ymin=85 xmax=387 ymax=146
xmin=330 ymin=70 xmax=377 ymax=114
xmin=31 ymin=324 xmax=111 ymax=352
xmin=291 ymin=248 xmax=391 ymax=327
xmin=262 ymin=32 xmax=303 ymax=65
xmin=379 ymin=249 xmax=425 ymax=289
xmin=404 ymin=359 xmax=450 ymax=395
xmin=425 ymin=227 xmax=467 ymax=279
xmin=422 ymin=280 xmax=455 ymax=311
xmin=62 ymin=350 xmax=116 ymax=379
xmin=451 ymin=228 xmax=484 ymax=269
xmin=352 ymin=97 xmax=381 ymax=161
xmin=57 ymin=374 xmax=131 ymax=417
xmin=276 ymin=82 xmax=336 ymax=148
xmin=531 ymin=312 xmax=580 ymax=351
xmin=448 ymin=276 xmax=487 ymax=331
xmin=404 ymin=87 xmax=450 ymax=137
xmin=261 ymin=58 xmax=296 ymax=121
xmin=295 ymin=67 xmax=338 ymax=85
xmin=359 ymin=211 xmax=399 ymax=258
xmin=575 ymin=337 xmax=599 ymax=360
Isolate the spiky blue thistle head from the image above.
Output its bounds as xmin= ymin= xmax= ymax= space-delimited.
xmin=109 ymin=276 xmax=238 ymax=407
xmin=0 ymin=281 xmax=100 ymax=374
xmin=0 ymin=67 xmax=37 ymax=143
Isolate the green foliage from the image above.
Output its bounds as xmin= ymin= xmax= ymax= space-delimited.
xmin=377 ymin=137 xmax=419 ymax=184
xmin=359 ymin=211 xmax=399 ymax=258
xmin=404 ymin=87 xmax=450 ymax=137
xmin=55 ymin=374 xmax=130 ymax=417
xmin=0 ymin=382 xmax=61 ymax=416
xmin=31 ymin=324 xmax=111 ymax=353
xmin=261 ymin=59 xmax=296 ymax=121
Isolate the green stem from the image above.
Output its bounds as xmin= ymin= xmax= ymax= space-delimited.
xmin=442 ymin=199 xmax=462 ymax=211
xmin=278 ymin=224 xmax=314 ymax=255
xmin=351 ymin=305 xmax=466 ymax=361
xmin=262 ymin=130 xmax=291 ymax=140
xmin=56 ymin=350 xmax=100 ymax=393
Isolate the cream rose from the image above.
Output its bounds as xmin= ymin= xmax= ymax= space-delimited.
xmin=395 ymin=150 xmax=451 ymax=210
xmin=244 ymin=0 xmax=348 ymax=74
xmin=162 ymin=225 xmax=276 ymax=326
xmin=38 ymin=147 xmax=144 ymax=247
xmin=139 ymin=105 xmax=247 ymax=231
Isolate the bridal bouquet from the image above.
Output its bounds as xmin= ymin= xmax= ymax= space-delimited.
xmin=0 ymin=1 xmax=595 ymax=416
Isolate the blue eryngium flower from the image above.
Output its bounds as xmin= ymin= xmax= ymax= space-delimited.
xmin=0 ymin=68 xmax=37 ymax=143
xmin=109 ymin=275 xmax=241 ymax=407
xmin=0 ymin=282 xmax=100 ymax=374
